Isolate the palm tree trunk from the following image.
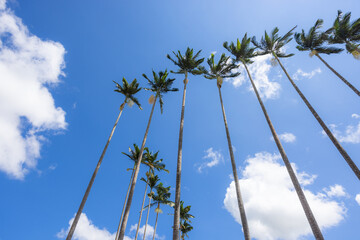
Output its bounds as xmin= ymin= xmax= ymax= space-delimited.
xmin=173 ymin=72 xmax=188 ymax=240
xmin=118 ymin=96 xmax=158 ymax=240
xmin=273 ymin=53 xmax=360 ymax=181
xmin=135 ymin=177 xmax=149 ymax=240
xmin=244 ymin=63 xmax=324 ymax=240
xmin=217 ymin=85 xmax=251 ymax=240
xmin=66 ymin=102 xmax=126 ymax=240
xmin=315 ymin=53 xmax=360 ymax=97
xmin=143 ymin=196 xmax=152 ymax=240
xmin=152 ymin=203 xmax=160 ymax=240
xmin=115 ymin=165 xmax=136 ymax=240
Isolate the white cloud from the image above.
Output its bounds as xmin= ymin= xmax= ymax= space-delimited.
xmin=129 ymin=224 xmax=163 ymax=240
xmin=197 ymin=147 xmax=224 ymax=173
xmin=324 ymin=184 xmax=348 ymax=198
xmin=292 ymin=68 xmax=321 ymax=81
xmin=356 ymin=194 xmax=360 ymax=206
xmin=224 ymin=152 xmax=346 ymax=240
xmin=351 ymin=113 xmax=360 ymax=119
xmin=0 ymin=2 xmax=66 ymax=179
xmin=326 ymin=121 xmax=360 ymax=144
xmin=271 ymin=132 xmax=296 ymax=143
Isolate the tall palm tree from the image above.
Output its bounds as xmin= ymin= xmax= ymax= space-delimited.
xmin=203 ymin=53 xmax=251 ymax=240
xmin=66 ymin=78 xmax=142 ymax=240
xmin=180 ymin=221 xmax=193 ymax=240
xmin=252 ymin=27 xmax=360 ymax=182
xmin=115 ymin=144 xmax=149 ymax=240
xmin=150 ymin=183 xmax=173 ymax=240
xmin=118 ymin=70 xmax=178 ymax=240
xmin=134 ymin=149 xmax=169 ymax=240
xmin=225 ymin=33 xmax=325 ymax=240
xmin=141 ymin=174 xmax=160 ymax=240
xmin=295 ymin=19 xmax=360 ymax=97
xmin=327 ymin=10 xmax=360 ymax=59
xmin=167 ymin=47 xmax=204 ymax=240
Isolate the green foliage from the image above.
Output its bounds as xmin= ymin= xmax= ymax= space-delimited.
xmin=179 ymin=201 xmax=194 ymax=223
xmin=143 ymin=70 xmax=179 ymax=113
xmin=122 ymin=144 xmax=148 ymax=165
xmin=143 ymin=148 xmax=169 ymax=174
xmin=180 ymin=221 xmax=193 ymax=240
xmin=327 ymin=10 xmax=360 ymax=54
xmin=223 ymin=33 xmax=258 ymax=64
xmin=152 ymin=183 xmax=173 ymax=207
xmin=252 ymin=26 xmax=296 ymax=58
xmin=167 ymin=47 xmax=206 ymax=75
xmin=113 ymin=78 xmax=142 ymax=109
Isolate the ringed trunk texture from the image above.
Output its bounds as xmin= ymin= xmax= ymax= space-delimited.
xmin=135 ymin=178 xmax=149 ymax=240
xmin=118 ymin=97 xmax=157 ymax=240
xmin=143 ymin=196 xmax=153 ymax=240
xmin=66 ymin=102 xmax=126 ymax=240
xmin=244 ymin=63 xmax=324 ymax=240
xmin=152 ymin=203 xmax=160 ymax=240
xmin=274 ymin=53 xmax=360 ymax=181
xmin=315 ymin=53 xmax=360 ymax=97
xmin=173 ymin=72 xmax=188 ymax=240
xmin=217 ymin=86 xmax=251 ymax=240
xmin=115 ymin=166 xmax=136 ymax=240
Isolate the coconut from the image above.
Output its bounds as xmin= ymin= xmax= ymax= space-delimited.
xmin=183 ymin=78 xmax=189 ymax=84
xmin=217 ymin=76 xmax=223 ymax=88
xmin=127 ymin=99 xmax=134 ymax=107
xmin=271 ymin=57 xmax=278 ymax=66
xmin=309 ymin=49 xmax=318 ymax=57
xmin=148 ymin=95 xmax=155 ymax=104
xmin=155 ymin=207 xmax=163 ymax=213
xmin=352 ymin=49 xmax=360 ymax=60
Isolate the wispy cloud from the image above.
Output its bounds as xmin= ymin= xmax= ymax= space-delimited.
xmin=0 ymin=2 xmax=66 ymax=179
xmin=324 ymin=115 xmax=360 ymax=144
xmin=356 ymin=194 xmax=360 ymax=206
xmin=292 ymin=68 xmax=321 ymax=80
xmin=271 ymin=132 xmax=296 ymax=143
xmin=197 ymin=147 xmax=224 ymax=173
xmin=323 ymin=184 xmax=348 ymax=198
xmin=224 ymin=152 xmax=346 ymax=240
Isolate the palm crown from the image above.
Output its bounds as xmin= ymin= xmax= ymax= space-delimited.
xmin=114 ymin=78 xmax=142 ymax=109
xmin=223 ymin=33 xmax=258 ymax=64
xmin=141 ymin=173 xmax=160 ymax=198
xmin=203 ymin=53 xmax=240 ymax=88
xmin=327 ymin=10 xmax=360 ymax=57
xmin=152 ymin=183 xmax=173 ymax=213
xmin=295 ymin=19 xmax=343 ymax=55
xmin=180 ymin=221 xmax=193 ymax=240
xmin=179 ymin=201 xmax=194 ymax=223
xmin=167 ymin=47 xmax=205 ymax=75
xmin=122 ymin=144 xmax=148 ymax=166
xmin=252 ymin=26 xmax=297 ymax=58
xmin=143 ymin=70 xmax=178 ymax=113
xmin=143 ymin=148 xmax=169 ymax=174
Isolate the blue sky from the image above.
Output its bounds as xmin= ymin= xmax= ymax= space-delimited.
xmin=1 ymin=0 xmax=360 ymax=239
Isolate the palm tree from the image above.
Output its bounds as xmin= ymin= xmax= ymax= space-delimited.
xmin=150 ymin=183 xmax=173 ymax=240
xmin=134 ymin=149 xmax=169 ymax=240
xmin=167 ymin=47 xmax=204 ymax=240
xmin=203 ymin=53 xmax=251 ymax=240
xmin=180 ymin=221 xmax=193 ymax=240
xmin=118 ymin=70 xmax=178 ymax=240
xmin=115 ymin=144 xmax=148 ymax=240
xmin=295 ymin=19 xmax=360 ymax=97
xmin=225 ymin=33 xmax=325 ymax=240
xmin=66 ymin=78 xmax=142 ymax=240
xmin=327 ymin=10 xmax=360 ymax=59
xmin=179 ymin=201 xmax=194 ymax=240
xmin=252 ymin=27 xmax=360 ymax=181
xmin=141 ymin=174 xmax=160 ymax=240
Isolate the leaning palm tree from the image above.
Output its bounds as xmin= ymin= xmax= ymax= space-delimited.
xmin=327 ymin=10 xmax=360 ymax=59
xmin=118 ymin=70 xmax=178 ymax=240
xmin=295 ymin=19 xmax=360 ymax=97
xmin=141 ymin=174 xmax=160 ymax=240
xmin=253 ymin=27 xmax=360 ymax=182
xmin=203 ymin=53 xmax=251 ymax=240
xmin=225 ymin=33 xmax=325 ymax=239
xmin=180 ymin=221 xmax=193 ymax=240
xmin=167 ymin=47 xmax=204 ymax=240
xmin=115 ymin=144 xmax=149 ymax=240
xmin=150 ymin=183 xmax=173 ymax=240
xmin=66 ymin=78 xmax=142 ymax=240
xmin=134 ymin=149 xmax=169 ymax=240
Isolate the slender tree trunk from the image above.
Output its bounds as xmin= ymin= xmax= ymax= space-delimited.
xmin=315 ymin=53 xmax=360 ymax=97
xmin=173 ymin=72 xmax=188 ymax=240
xmin=143 ymin=196 xmax=153 ymax=240
xmin=115 ymin=166 xmax=136 ymax=240
xmin=152 ymin=203 xmax=160 ymax=240
xmin=135 ymin=176 xmax=149 ymax=240
xmin=119 ymin=96 xmax=158 ymax=240
xmin=274 ymin=53 xmax=360 ymax=181
xmin=66 ymin=102 xmax=126 ymax=240
xmin=217 ymin=85 xmax=251 ymax=240
xmin=244 ymin=63 xmax=324 ymax=240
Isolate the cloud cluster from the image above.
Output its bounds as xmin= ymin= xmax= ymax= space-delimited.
xmin=197 ymin=147 xmax=224 ymax=173
xmin=271 ymin=132 xmax=296 ymax=143
xmin=224 ymin=152 xmax=346 ymax=240
xmin=325 ymin=114 xmax=360 ymax=144
xmin=0 ymin=1 xmax=66 ymax=179
xmin=228 ymin=55 xmax=281 ymax=100
xmin=292 ymin=68 xmax=321 ymax=81
xmin=129 ymin=224 xmax=163 ymax=240
xmin=323 ymin=184 xmax=348 ymax=198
